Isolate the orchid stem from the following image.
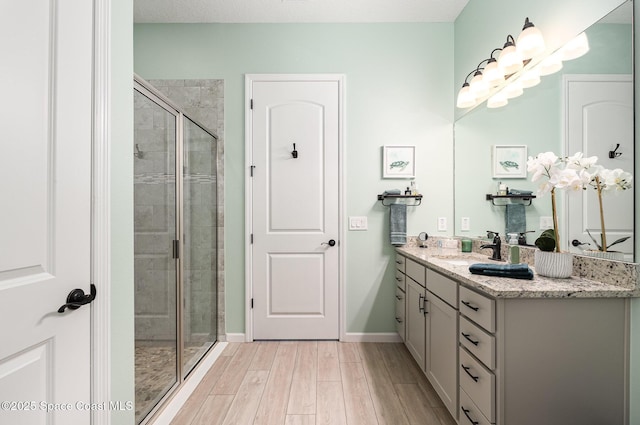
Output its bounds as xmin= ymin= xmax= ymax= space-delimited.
xmin=551 ymin=188 xmax=561 ymax=253
xmin=596 ymin=176 xmax=607 ymax=251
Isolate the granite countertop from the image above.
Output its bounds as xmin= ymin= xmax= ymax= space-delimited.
xmin=396 ymin=247 xmax=640 ymax=299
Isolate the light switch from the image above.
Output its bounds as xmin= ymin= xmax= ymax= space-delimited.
xmin=437 ymin=217 xmax=447 ymax=231
xmin=539 ymin=216 xmax=553 ymax=230
xmin=460 ymin=217 xmax=470 ymax=231
xmin=349 ymin=216 xmax=368 ymax=231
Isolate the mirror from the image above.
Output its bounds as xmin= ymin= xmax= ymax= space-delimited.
xmin=454 ymin=1 xmax=634 ymax=260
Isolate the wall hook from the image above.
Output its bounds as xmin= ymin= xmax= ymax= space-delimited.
xmin=609 ymin=143 xmax=622 ymax=159
xmin=291 ymin=143 xmax=298 ymax=158
xmin=134 ymin=143 xmax=144 ymax=159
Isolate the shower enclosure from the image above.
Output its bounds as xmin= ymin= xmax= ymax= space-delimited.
xmin=133 ymin=77 xmax=219 ymax=424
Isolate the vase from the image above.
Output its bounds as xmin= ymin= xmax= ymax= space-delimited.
xmin=581 ymin=250 xmax=625 ymax=261
xmin=534 ymin=250 xmax=573 ymax=278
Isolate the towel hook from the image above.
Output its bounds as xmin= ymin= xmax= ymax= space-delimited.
xmin=609 ymin=143 xmax=622 ymax=159
xmin=291 ymin=143 xmax=298 ymax=159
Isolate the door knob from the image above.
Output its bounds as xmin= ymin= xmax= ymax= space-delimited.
xmin=571 ymin=239 xmax=591 ymax=247
xmin=321 ymin=239 xmax=336 ymax=247
xmin=58 ymin=284 xmax=97 ymax=313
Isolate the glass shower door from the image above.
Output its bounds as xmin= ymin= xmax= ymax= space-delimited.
xmin=182 ymin=116 xmax=218 ymax=376
xmin=133 ymin=89 xmax=178 ymax=423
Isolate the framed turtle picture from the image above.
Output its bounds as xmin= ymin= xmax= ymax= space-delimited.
xmin=492 ymin=145 xmax=527 ymax=178
xmin=382 ymin=145 xmax=416 ymax=178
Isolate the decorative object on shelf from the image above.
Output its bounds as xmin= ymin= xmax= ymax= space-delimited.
xmin=492 ymin=145 xmax=527 ymax=178
xmin=456 ymin=15 xmax=590 ymax=110
xmin=382 ymin=145 xmax=416 ymax=178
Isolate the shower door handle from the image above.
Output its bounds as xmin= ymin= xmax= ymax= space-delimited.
xmin=58 ymin=284 xmax=97 ymax=313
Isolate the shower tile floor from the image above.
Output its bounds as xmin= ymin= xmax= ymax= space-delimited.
xmin=135 ymin=341 xmax=213 ymax=422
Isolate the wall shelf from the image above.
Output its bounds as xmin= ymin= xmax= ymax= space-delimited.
xmin=377 ymin=194 xmax=423 ymax=207
xmin=485 ymin=194 xmax=536 ymax=206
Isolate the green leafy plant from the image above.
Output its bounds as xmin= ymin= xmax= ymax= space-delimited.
xmin=585 ymin=229 xmax=630 ymax=252
xmin=535 ymin=229 xmax=556 ymax=252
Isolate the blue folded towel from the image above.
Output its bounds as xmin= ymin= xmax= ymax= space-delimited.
xmin=389 ymin=203 xmax=407 ymax=246
xmin=383 ymin=189 xmax=402 ymax=195
xmin=508 ymin=189 xmax=533 ymax=195
xmin=469 ymin=263 xmax=534 ymax=280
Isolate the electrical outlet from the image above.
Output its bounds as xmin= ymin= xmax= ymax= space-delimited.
xmin=349 ymin=216 xmax=368 ymax=231
xmin=437 ymin=217 xmax=447 ymax=231
xmin=460 ymin=217 xmax=470 ymax=231
xmin=539 ymin=216 xmax=553 ymax=230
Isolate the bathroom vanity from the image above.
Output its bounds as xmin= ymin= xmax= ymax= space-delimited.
xmin=394 ymin=246 xmax=639 ymax=425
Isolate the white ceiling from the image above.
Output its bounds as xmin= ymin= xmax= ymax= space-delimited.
xmin=134 ymin=0 xmax=470 ymax=23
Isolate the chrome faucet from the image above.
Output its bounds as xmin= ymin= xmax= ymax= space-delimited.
xmin=480 ymin=231 xmax=503 ymax=261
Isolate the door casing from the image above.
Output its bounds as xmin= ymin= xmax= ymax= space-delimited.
xmin=244 ymin=74 xmax=346 ymax=342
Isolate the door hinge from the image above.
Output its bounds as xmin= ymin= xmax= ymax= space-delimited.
xmin=250 ymin=165 xmax=255 ymax=177
xmin=250 ymin=99 xmax=253 ymax=109
xmin=251 ymin=298 xmax=254 ymax=309
xmin=172 ymin=240 xmax=180 ymax=259
xmin=250 ymin=234 xmax=254 ymax=244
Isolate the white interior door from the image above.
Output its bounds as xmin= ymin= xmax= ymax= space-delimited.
xmin=0 ymin=1 xmax=93 ymax=423
xmin=565 ymin=75 xmax=634 ymax=259
xmin=248 ymin=75 xmax=342 ymax=340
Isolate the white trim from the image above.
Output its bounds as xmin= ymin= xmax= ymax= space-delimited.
xmin=225 ymin=333 xmax=247 ymax=343
xmin=91 ymin=0 xmax=112 ymax=423
xmin=342 ymin=333 xmax=403 ymax=343
xmin=148 ymin=342 xmax=228 ymax=425
xmin=245 ymin=74 xmax=346 ymax=342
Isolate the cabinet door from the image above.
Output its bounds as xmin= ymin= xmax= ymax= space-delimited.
xmin=426 ymin=292 xmax=458 ymax=418
xmin=405 ymin=278 xmax=426 ymax=371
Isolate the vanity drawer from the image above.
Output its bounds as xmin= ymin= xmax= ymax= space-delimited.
xmin=395 ymin=255 xmax=406 ymax=273
xmin=395 ymin=287 xmax=406 ymax=341
xmin=459 ymin=316 xmax=496 ymax=370
xmin=395 ymin=269 xmax=406 ymax=292
xmin=460 ymin=348 xmax=495 ymax=423
xmin=406 ymin=258 xmax=425 ymax=287
xmin=459 ymin=387 xmax=492 ymax=425
xmin=459 ymin=286 xmax=495 ymax=333
xmin=427 ymin=269 xmax=458 ymax=308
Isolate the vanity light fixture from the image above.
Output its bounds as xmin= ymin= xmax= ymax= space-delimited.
xmin=516 ymin=18 xmax=546 ymax=59
xmin=482 ymin=49 xmax=505 ymax=87
xmin=456 ymin=71 xmax=478 ymax=109
xmin=538 ymin=51 xmax=563 ymax=76
xmin=469 ymin=68 xmax=491 ymax=98
xmin=559 ymin=32 xmax=589 ymax=61
xmin=519 ymin=67 xmax=541 ymax=88
xmin=503 ymin=80 xmax=524 ymax=99
xmin=487 ymin=90 xmax=508 ymax=108
xmin=498 ymin=35 xmax=524 ymax=75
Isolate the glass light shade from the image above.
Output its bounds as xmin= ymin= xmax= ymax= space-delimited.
xmin=487 ymin=91 xmax=508 ymax=108
xmin=516 ymin=25 xmax=546 ymax=60
xmin=504 ymin=80 xmax=523 ymax=99
xmin=456 ymin=84 xmax=476 ymax=108
xmin=469 ymin=73 xmax=490 ymax=98
xmin=538 ymin=51 xmax=563 ymax=76
xmin=483 ymin=60 xmax=504 ymax=87
xmin=520 ymin=67 xmax=541 ymax=88
xmin=498 ymin=45 xmax=523 ymax=75
xmin=560 ymin=32 xmax=589 ymax=61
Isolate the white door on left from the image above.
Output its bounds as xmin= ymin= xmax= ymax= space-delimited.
xmin=0 ymin=1 xmax=93 ymax=424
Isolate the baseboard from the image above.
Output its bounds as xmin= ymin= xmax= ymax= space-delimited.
xmin=225 ymin=333 xmax=246 ymax=342
xmin=150 ymin=342 xmax=228 ymax=425
xmin=342 ymin=332 xmax=402 ymax=343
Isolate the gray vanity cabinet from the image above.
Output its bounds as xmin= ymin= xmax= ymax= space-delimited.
xmin=405 ymin=274 xmax=426 ymax=371
xmin=394 ymin=255 xmax=406 ymax=341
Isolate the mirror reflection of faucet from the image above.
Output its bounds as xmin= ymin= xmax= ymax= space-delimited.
xmin=481 ymin=231 xmax=504 ymax=261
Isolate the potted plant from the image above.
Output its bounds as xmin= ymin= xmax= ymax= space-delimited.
xmin=527 ymin=152 xmax=579 ymax=278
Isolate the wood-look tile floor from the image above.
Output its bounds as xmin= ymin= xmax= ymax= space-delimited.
xmin=169 ymin=342 xmax=457 ymax=425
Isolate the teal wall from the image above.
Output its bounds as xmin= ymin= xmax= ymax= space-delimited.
xmin=112 ymin=0 xmax=135 ymax=424
xmin=134 ymin=23 xmax=455 ymax=334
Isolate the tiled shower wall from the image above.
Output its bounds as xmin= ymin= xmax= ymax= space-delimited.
xmin=137 ymin=79 xmax=225 ymax=341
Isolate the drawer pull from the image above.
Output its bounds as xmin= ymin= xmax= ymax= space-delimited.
xmin=461 ymin=300 xmax=480 ymax=312
xmin=396 ymin=260 xmax=403 ymax=264
xmin=461 ymin=407 xmax=480 ymax=425
xmin=395 ymin=317 xmax=403 ymax=323
xmin=418 ymin=294 xmax=425 ymax=313
xmin=396 ymin=277 xmax=402 ymax=281
xmin=395 ymin=295 xmax=403 ymax=300
xmin=461 ymin=364 xmax=479 ymax=382
xmin=461 ymin=332 xmax=479 ymax=346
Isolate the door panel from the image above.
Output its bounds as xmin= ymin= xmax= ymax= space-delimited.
xmin=0 ymin=0 xmax=93 ymax=423
xmin=565 ymin=77 xmax=634 ymax=259
xmin=250 ymin=77 xmax=341 ymax=340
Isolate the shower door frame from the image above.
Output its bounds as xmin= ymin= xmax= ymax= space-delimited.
xmin=133 ymin=75 xmax=219 ymax=425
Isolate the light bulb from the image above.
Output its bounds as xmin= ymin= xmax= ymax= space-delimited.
xmin=469 ymin=72 xmax=490 ymax=98
xmin=560 ymin=32 xmax=589 ymax=61
xmin=487 ymin=91 xmax=508 ymax=108
xmin=520 ymin=67 xmax=541 ymax=88
xmin=483 ymin=59 xmax=504 ymax=87
xmin=456 ymin=84 xmax=476 ymax=109
xmin=504 ymin=80 xmax=523 ymax=99
xmin=538 ymin=51 xmax=563 ymax=76
xmin=498 ymin=44 xmax=523 ymax=76
xmin=516 ymin=18 xmax=546 ymax=60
